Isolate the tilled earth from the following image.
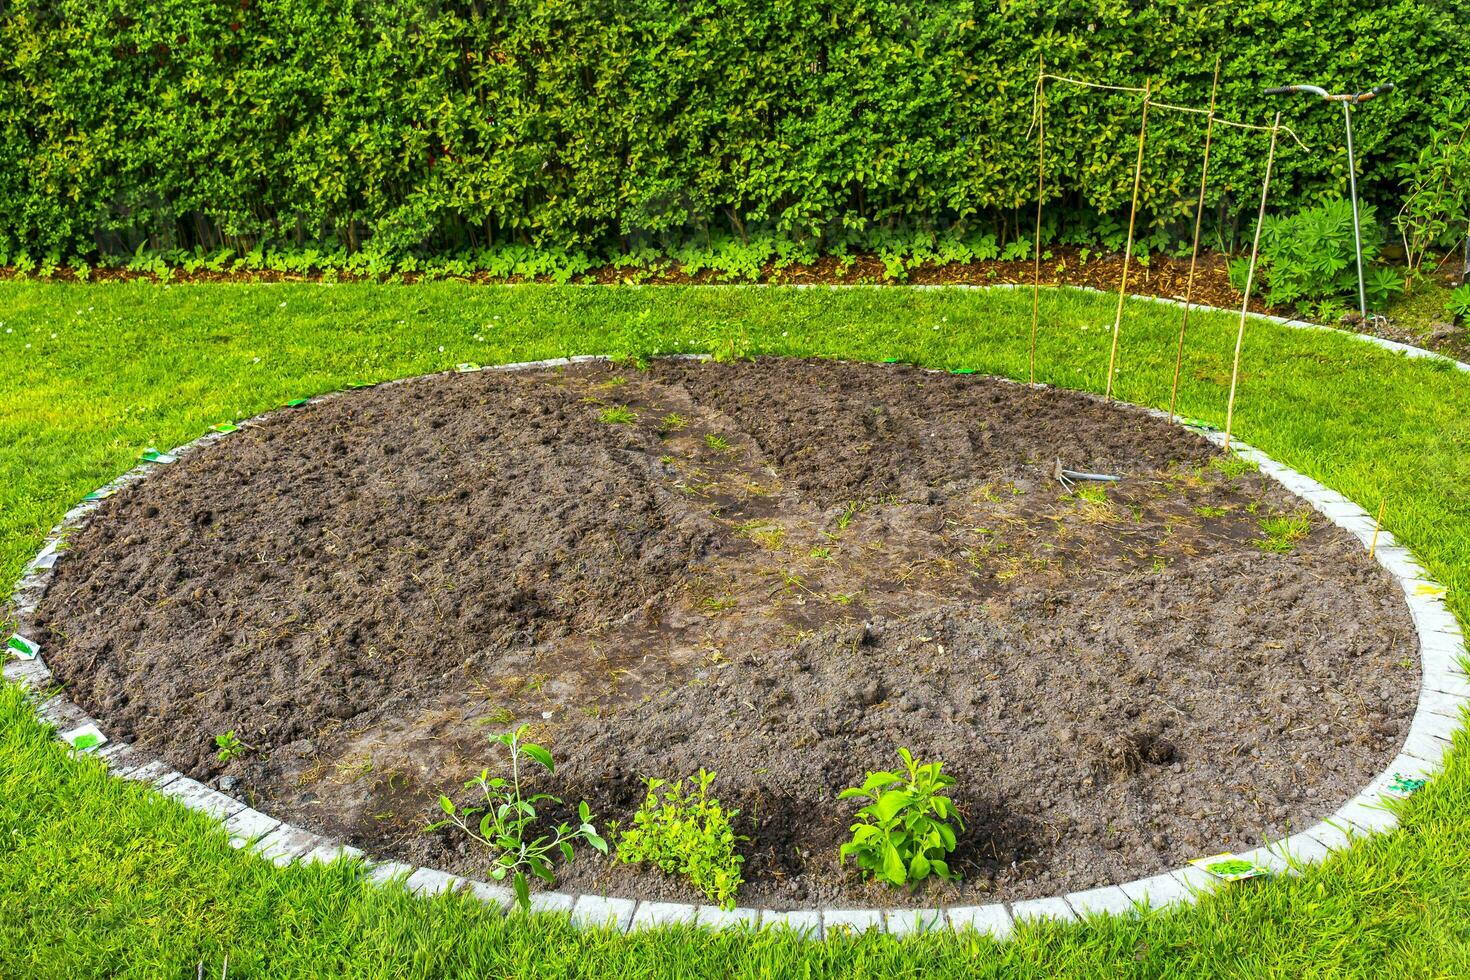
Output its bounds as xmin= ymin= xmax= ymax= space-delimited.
xmin=31 ymin=358 xmax=1417 ymax=909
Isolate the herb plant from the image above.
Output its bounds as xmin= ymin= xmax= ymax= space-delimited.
xmin=426 ymin=725 xmax=607 ymax=910
xmin=615 ymin=769 xmax=746 ymax=909
xmin=1447 ymin=284 xmax=1470 ymax=322
xmin=839 ymin=748 xmax=963 ymax=888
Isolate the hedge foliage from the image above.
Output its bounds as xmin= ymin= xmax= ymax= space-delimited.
xmin=1 ymin=0 xmax=1466 ymax=260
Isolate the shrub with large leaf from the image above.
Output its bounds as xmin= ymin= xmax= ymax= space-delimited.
xmin=838 ymin=748 xmax=963 ymax=888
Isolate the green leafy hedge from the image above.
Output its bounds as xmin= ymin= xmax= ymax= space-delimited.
xmin=1 ymin=0 xmax=1465 ymax=260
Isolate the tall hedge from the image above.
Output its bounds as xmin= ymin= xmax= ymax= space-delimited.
xmin=0 ymin=0 xmax=1465 ymax=259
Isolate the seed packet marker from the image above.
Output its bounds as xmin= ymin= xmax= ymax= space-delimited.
xmin=347 ymin=381 xmax=377 ymax=389
xmin=6 ymin=633 xmax=40 ymax=660
xmin=210 ymin=422 xmax=239 ymax=434
xmin=61 ymin=723 xmax=108 ymax=752
xmin=455 ymin=362 xmax=482 ymax=373
xmin=140 ymin=448 xmax=177 ymax=464
xmin=82 ymin=488 xmax=113 ymax=502
xmin=1190 ymin=853 xmax=1269 ymax=882
xmin=285 ymin=397 xmax=311 ymax=408
xmin=1388 ymin=773 xmax=1428 ymax=796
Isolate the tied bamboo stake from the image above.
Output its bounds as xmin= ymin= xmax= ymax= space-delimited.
xmin=1169 ymin=58 xmax=1221 ymax=422
xmin=1370 ymin=497 xmax=1387 ymax=558
xmin=1105 ymin=80 xmax=1152 ymax=402
xmin=1029 ymin=56 xmax=1046 ymax=385
xmin=1224 ymin=112 xmax=1282 ymax=451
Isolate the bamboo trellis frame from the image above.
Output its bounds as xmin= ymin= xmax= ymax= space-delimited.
xmin=1025 ymin=68 xmax=1305 ymax=416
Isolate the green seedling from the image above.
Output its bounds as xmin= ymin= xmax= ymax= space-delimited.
xmin=215 ymin=730 xmax=251 ymax=762
xmin=658 ymin=412 xmax=687 ymax=432
xmin=426 ymin=725 xmax=607 ymax=911
xmin=1193 ymin=504 xmax=1228 ymax=518
xmin=809 ymin=546 xmax=832 ymax=560
xmin=839 ymin=748 xmax=963 ymax=888
xmin=1256 ymin=513 xmax=1311 ymax=554
xmin=598 ymin=405 xmax=637 ymax=424
xmin=704 ymin=433 xmax=733 ymax=453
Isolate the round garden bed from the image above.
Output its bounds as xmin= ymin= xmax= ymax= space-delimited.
xmin=35 ymin=358 xmax=1416 ymax=909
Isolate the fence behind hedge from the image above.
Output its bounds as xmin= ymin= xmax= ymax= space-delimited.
xmin=1 ymin=0 xmax=1466 ymax=260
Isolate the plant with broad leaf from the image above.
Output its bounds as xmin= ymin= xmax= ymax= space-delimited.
xmin=426 ymin=724 xmax=607 ymax=910
xmin=838 ymin=748 xmax=963 ymax=888
xmin=615 ymin=768 xmax=746 ymax=909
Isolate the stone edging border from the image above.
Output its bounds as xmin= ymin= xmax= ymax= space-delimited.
xmin=4 ymin=345 xmax=1468 ymax=941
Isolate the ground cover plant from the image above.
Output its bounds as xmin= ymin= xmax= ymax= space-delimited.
xmin=1 ymin=281 xmax=1469 ymax=977
xmin=616 ymin=770 xmax=746 ymax=910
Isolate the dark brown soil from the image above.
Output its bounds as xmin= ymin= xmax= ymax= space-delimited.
xmin=33 ymin=358 xmax=1416 ymax=909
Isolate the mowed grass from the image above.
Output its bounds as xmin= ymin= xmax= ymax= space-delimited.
xmin=1 ymin=281 xmax=1469 ymax=977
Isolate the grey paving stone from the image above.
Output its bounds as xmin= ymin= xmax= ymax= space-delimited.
xmin=1417 ymin=688 xmax=1469 ymax=722
xmin=885 ymin=908 xmax=944 ymax=937
xmin=945 ymin=904 xmax=1013 ymax=939
xmin=3 ymin=658 xmax=51 ymax=688
xmin=1117 ymin=872 xmax=1195 ymax=910
xmin=35 ymin=696 xmax=88 ymax=729
xmin=1064 ymin=885 xmax=1136 ymax=917
xmin=821 ymin=909 xmax=886 ymax=937
xmin=224 ymin=807 xmax=282 ymax=846
xmin=629 ymin=901 xmax=698 ymax=931
xmin=365 ymin=860 xmax=417 ymax=885
xmin=570 ymin=894 xmax=637 ymax=932
xmin=1010 ymin=895 xmax=1078 ymax=924
xmin=299 ymin=841 xmax=366 ymax=867
xmin=1245 ymin=832 xmax=1332 ymax=872
xmin=1402 ymin=727 xmax=1451 ymax=766
xmin=404 ymin=867 xmax=469 ymax=897
xmin=1371 ymin=544 xmax=1424 ymax=580
xmin=1332 ymin=793 xmax=1398 ymax=834
xmin=693 ymin=905 xmax=760 ymax=931
xmin=454 ymin=879 xmax=512 ymax=910
xmin=252 ymin=824 xmax=326 ymax=866
xmin=1409 ymin=706 xmax=1461 ymax=742
xmin=111 ymin=758 xmax=178 ymax=785
xmin=156 ymin=776 xmax=248 ymax=821
xmin=527 ymin=890 xmax=575 ymax=915
xmin=760 ymin=908 xmax=823 ymax=939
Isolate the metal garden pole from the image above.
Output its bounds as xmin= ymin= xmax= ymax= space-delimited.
xmin=1264 ymin=82 xmax=1394 ymax=323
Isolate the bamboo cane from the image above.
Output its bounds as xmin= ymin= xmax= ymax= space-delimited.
xmin=1030 ymin=56 xmax=1046 ymax=386
xmin=1169 ymin=58 xmax=1221 ymax=421
xmin=1224 ymin=113 xmax=1282 ymax=451
xmin=1105 ymin=80 xmax=1152 ymax=402
xmin=1370 ymin=497 xmax=1387 ymax=559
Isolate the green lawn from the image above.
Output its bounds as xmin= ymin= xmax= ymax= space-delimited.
xmin=2 ymin=282 xmax=1468 ymax=977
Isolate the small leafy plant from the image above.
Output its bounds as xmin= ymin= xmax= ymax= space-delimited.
xmin=427 ymin=725 xmax=607 ymax=910
xmin=616 ymin=769 xmax=746 ymax=909
xmin=215 ymin=730 xmax=248 ymax=762
xmin=839 ymin=748 xmax=963 ymax=888
xmin=1447 ymin=284 xmax=1470 ymax=322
